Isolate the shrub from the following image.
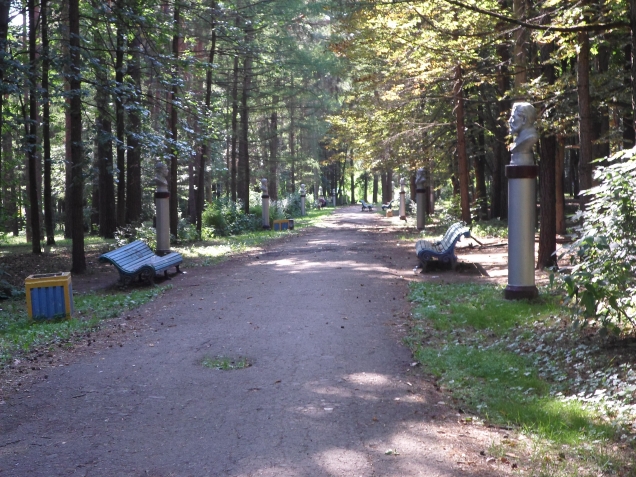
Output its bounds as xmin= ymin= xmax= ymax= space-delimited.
xmin=202 ymin=198 xmax=260 ymax=237
xmin=114 ymin=222 xmax=157 ymax=249
xmin=555 ymin=147 xmax=636 ymax=334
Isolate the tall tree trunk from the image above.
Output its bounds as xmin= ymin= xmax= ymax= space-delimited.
xmin=555 ymin=136 xmax=566 ymax=235
xmin=363 ymin=172 xmax=368 ymax=202
xmin=624 ymin=44 xmax=635 ymax=149
xmin=95 ymin=62 xmax=116 ymax=238
xmin=41 ymin=0 xmax=54 ymax=244
xmin=493 ymin=6 xmax=511 ymax=219
xmin=631 ymin=0 xmax=636 ymax=141
xmin=454 ymin=64 xmax=471 ymax=225
xmin=537 ymin=21 xmax=557 ymax=269
xmin=125 ymin=35 xmax=142 ymax=224
xmin=289 ymin=77 xmax=296 ymax=194
xmin=115 ymin=22 xmax=126 ymax=226
xmin=577 ymin=30 xmax=593 ymax=205
xmin=513 ymin=0 xmax=528 ymax=87
xmin=196 ymin=20 xmax=217 ymax=232
xmin=0 ymin=0 xmax=10 ymax=185
xmin=69 ymin=0 xmax=85 ymax=272
xmin=169 ymin=2 xmax=180 ymax=237
xmin=238 ymin=25 xmax=253 ymax=213
xmin=230 ymin=53 xmax=239 ymax=202
xmin=372 ymin=173 xmax=378 ymax=204
xmin=350 ymin=154 xmax=355 ymax=204
xmin=474 ymin=106 xmax=488 ymax=220
xmin=61 ymin=0 xmax=72 ymax=238
xmin=268 ymin=97 xmax=278 ymax=201
xmin=27 ymin=0 xmax=41 ymax=253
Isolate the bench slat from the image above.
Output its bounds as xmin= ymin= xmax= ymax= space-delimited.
xmin=99 ymin=240 xmax=182 ymax=284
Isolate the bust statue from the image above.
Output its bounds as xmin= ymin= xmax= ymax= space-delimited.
xmin=300 ymin=183 xmax=306 ymax=195
xmin=415 ymin=168 xmax=426 ymax=188
xmin=508 ymin=102 xmax=539 ymax=165
xmin=261 ymin=178 xmax=268 ymax=195
xmin=154 ymin=160 xmax=169 ymax=192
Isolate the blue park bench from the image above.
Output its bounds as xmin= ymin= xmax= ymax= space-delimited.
xmin=99 ymin=240 xmax=182 ymax=285
xmin=360 ymin=200 xmax=374 ymax=211
xmin=415 ymin=222 xmax=470 ymax=271
xmin=381 ymin=199 xmax=396 ymax=211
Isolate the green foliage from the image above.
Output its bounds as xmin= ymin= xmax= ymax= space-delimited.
xmin=114 ymin=222 xmax=157 ymax=249
xmin=201 ymin=198 xmax=260 ymax=237
xmin=408 ymin=281 xmax=626 ymax=455
xmin=201 ymin=355 xmax=251 ymax=370
xmin=0 ymin=288 xmax=164 ymax=364
xmin=555 ymin=148 xmax=636 ymax=333
xmin=470 ymin=219 xmax=509 ymax=239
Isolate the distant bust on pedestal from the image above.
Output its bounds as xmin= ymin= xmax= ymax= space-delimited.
xmin=508 ymin=102 xmax=539 ymax=166
xmin=155 ymin=161 xmax=169 ymax=192
xmin=261 ymin=178 xmax=268 ymax=195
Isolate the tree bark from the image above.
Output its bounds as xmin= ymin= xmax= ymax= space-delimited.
xmin=372 ymin=173 xmax=378 ymax=203
xmin=125 ymin=35 xmax=142 ymax=224
xmin=537 ymin=22 xmax=557 ymax=269
xmin=631 ymin=0 xmax=636 ymax=141
xmin=238 ymin=25 xmax=253 ymax=213
xmin=27 ymin=0 xmax=41 ymax=253
xmin=555 ymin=136 xmax=566 ymax=235
xmin=577 ymin=30 xmax=593 ymax=205
xmin=0 ymin=0 xmax=10 ymax=186
xmin=169 ymin=2 xmax=180 ymax=237
xmin=95 ymin=60 xmax=116 ymax=238
xmin=69 ymin=0 xmax=85 ymax=272
xmin=268 ymin=98 xmax=278 ymax=201
xmin=41 ymin=0 xmax=54 ymax=245
xmin=196 ymin=19 xmax=217 ymax=233
xmin=115 ymin=22 xmax=126 ymax=226
xmin=454 ymin=64 xmax=471 ymax=225
xmin=230 ymin=53 xmax=239 ymax=202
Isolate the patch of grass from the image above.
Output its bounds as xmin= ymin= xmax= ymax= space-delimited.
xmin=469 ymin=219 xmax=509 ymax=239
xmin=201 ymin=355 xmax=251 ymax=370
xmin=0 ymin=287 xmax=164 ymax=364
xmin=408 ymin=281 xmax=635 ymax=473
xmin=409 ymin=282 xmax=559 ymax=334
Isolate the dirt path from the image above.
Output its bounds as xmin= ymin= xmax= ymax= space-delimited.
xmin=1 ymin=207 xmax=515 ymax=476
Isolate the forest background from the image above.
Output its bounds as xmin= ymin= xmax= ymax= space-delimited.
xmin=0 ymin=0 xmax=634 ymax=277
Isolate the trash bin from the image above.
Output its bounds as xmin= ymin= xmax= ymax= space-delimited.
xmin=25 ymin=272 xmax=74 ymax=321
xmin=273 ymin=219 xmax=290 ymax=231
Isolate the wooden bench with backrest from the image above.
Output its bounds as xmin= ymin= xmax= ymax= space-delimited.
xmin=415 ymin=222 xmax=470 ymax=271
xmin=99 ymin=240 xmax=182 ymax=285
xmin=381 ymin=199 xmax=396 ymax=211
xmin=360 ymin=200 xmax=374 ymax=211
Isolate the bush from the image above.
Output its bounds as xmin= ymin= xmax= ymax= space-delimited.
xmin=202 ymin=198 xmax=260 ymax=237
xmin=554 ymin=147 xmax=636 ymax=334
xmin=114 ymin=222 xmax=157 ymax=249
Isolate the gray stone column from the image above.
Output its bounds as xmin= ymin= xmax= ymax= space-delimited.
xmin=300 ymin=183 xmax=306 ymax=216
xmin=505 ymin=102 xmax=539 ymax=300
xmin=415 ymin=168 xmax=426 ymax=230
xmin=261 ymin=178 xmax=270 ymax=230
xmin=399 ymin=178 xmax=406 ymax=220
xmin=154 ymin=161 xmax=170 ymax=256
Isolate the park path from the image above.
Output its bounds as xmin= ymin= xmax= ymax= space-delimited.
xmin=0 ymin=207 xmax=509 ymax=476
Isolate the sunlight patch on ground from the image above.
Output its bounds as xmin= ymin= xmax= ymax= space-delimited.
xmin=315 ymin=448 xmax=371 ymax=475
xmin=346 ymin=372 xmax=391 ymax=386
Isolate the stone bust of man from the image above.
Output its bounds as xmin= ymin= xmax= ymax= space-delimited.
xmin=154 ymin=160 xmax=169 ymax=191
xmin=508 ymin=102 xmax=539 ymax=166
xmin=261 ymin=178 xmax=268 ymax=195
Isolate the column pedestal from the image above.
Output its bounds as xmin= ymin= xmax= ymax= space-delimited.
xmin=505 ymin=165 xmax=538 ymax=300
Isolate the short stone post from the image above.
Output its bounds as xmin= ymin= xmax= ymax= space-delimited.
xmin=399 ymin=177 xmax=406 ymax=220
xmin=261 ymin=178 xmax=270 ymax=230
xmin=415 ymin=168 xmax=426 ymax=230
xmin=332 ymin=189 xmax=336 ymax=207
xmin=154 ymin=161 xmax=171 ymax=256
xmin=505 ymin=102 xmax=539 ymax=300
xmin=300 ymin=183 xmax=306 ymax=216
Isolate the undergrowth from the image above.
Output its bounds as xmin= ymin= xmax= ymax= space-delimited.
xmin=408 ymin=281 xmax=636 ymax=475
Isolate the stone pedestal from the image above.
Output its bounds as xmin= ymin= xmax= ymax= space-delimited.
xmin=155 ymin=161 xmax=170 ymax=256
xmin=261 ymin=178 xmax=270 ymax=230
xmin=505 ymin=164 xmax=538 ymax=300
xmin=300 ymin=183 xmax=306 ymax=216
xmin=399 ymin=178 xmax=406 ymax=220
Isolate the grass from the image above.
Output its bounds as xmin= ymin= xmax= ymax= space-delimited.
xmin=0 ymin=287 xmax=165 ymax=365
xmin=408 ymin=281 xmax=636 ymax=474
xmin=201 ymin=355 xmax=251 ymax=370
